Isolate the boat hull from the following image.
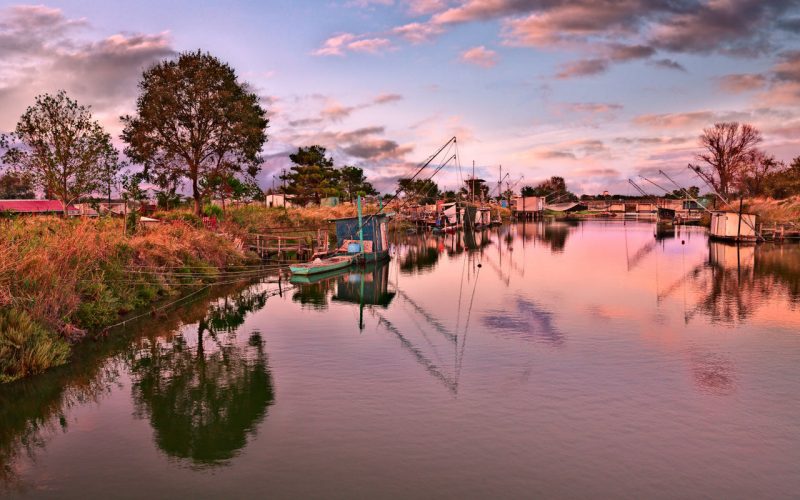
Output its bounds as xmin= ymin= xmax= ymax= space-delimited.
xmin=290 ymin=256 xmax=354 ymax=276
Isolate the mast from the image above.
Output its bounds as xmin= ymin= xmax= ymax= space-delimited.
xmin=472 ymin=160 xmax=475 ymax=204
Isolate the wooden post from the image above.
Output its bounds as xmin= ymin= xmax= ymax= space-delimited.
xmin=737 ymin=197 xmax=744 ymax=242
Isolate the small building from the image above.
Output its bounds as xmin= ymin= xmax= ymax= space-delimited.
xmin=709 ymin=211 xmax=758 ymax=242
xmin=513 ymin=196 xmax=545 ymax=212
xmin=0 ymin=199 xmax=79 ymax=216
xmin=330 ymin=213 xmax=390 ymax=262
xmin=264 ymin=194 xmax=295 ymax=208
xmin=321 ymin=196 xmax=339 ymax=207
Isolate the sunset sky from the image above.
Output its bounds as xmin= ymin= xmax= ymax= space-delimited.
xmin=1 ymin=0 xmax=799 ymax=194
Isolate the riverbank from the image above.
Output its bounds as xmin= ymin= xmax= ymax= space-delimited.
xmin=0 ymin=203 xmax=393 ymax=383
xmin=0 ymin=216 xmax=253 ymax=383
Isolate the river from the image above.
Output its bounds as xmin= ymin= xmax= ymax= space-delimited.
xmin=2 ymin=220 xmax=799 ymax=499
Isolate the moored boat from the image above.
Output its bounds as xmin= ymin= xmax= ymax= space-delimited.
xmin=289 ymin=255 xmax=354 ymax=276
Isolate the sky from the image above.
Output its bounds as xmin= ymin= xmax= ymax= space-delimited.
xmin=0 ymin=0 xmax=799 ymax=195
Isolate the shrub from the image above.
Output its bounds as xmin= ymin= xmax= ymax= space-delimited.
xmin=203 ymin=204 xmax=224 ymax=218
xmin=0 ymin=309 xmax=70 ymax=383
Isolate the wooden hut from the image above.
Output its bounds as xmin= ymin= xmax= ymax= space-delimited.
xmin=330 ymin=213 xmax=391 ymax=262
xmin=709 ymin=211 xmax=758 ymax=242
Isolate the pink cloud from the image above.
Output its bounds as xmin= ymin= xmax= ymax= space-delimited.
xmin=312 ymin=33 xmax=391 ymax=56
xmin=392 ymin=22 xmax=444 ymax=43
xmin=460 ymin=45 xmax=497 ymax=68
xmin=347 ymin=37 xmax=392 ymax=53
xmin=405 ymin=0 xmax=450 ymax=16
xmin=312 ymin=33 xmax=357 ymax=56
xmin=716 ymin=73 xmax=768 ymax=93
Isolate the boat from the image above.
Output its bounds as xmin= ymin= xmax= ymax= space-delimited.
xmin=657 ymin=207 xmax=676 ymax=224
xmin=289 ymin=255 xmax=354 ymax=276
xmin=289 ymin=265 xmax=352 ymax=284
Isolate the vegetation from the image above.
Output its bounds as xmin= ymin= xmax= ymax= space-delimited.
xmin=0 ymin=91 xmax=120 ymax=215
xmin=521 ymin=176 xmax=578 ymax=202
xmin=398 ymin=178 xmax=440 ymax=204
xmin=281 ymin=145 xmax=340 ymax=205
xmin=0 ymin=309 xmax=70 ymax=383
xmin=0 ymin=216 xmax=251 ymax=383
xmin=121 ymin=51 xmax=269 ymax=217
xmin=0 ymin=171 xmax=34 ymax=200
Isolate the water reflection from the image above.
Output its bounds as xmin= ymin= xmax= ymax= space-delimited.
xmin=515 ymin=220 xmax=580 ymax=253
xmin=2 ymin=224 xmax=800 ymax=497
xmin=482 ymin=296 xmax=564 ymax=346
xmin=687 ymin=242 xmax=800 ymax=324
xmin=129 ymin=288 xmax=275 ymax=467
xmin=0 ymin=281 xmax=277 ymax=488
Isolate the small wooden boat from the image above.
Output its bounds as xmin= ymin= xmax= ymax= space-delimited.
xmin=289 ymin=255 xmax=354 ymax=276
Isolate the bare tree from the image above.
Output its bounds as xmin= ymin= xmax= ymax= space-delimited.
xmin=690 ymin=122 xmax=762 ymax=197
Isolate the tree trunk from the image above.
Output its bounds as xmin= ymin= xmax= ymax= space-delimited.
xmin=192 ymin=174 xmax=202 ymax=217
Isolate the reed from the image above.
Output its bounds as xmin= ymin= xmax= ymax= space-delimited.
xmin=0 ymin=216 xmax=250 ymax=382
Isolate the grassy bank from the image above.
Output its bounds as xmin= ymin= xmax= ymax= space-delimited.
xmin=0 ymin=216 xmax=251 ymax=383
xmin=742 ymin=196 xmax=800 ymax=224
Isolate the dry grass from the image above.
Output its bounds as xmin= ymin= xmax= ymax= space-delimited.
xmin=742 ymin=196 xmax=800 ymax=224
xmin=0 ymin=216 xmax=250 ymax=382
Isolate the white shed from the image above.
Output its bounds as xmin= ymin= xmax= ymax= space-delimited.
xmin=513 ymin=196 xmax=545 ymax=212
xmin=709 ymin=212 xmax=758 ymax=242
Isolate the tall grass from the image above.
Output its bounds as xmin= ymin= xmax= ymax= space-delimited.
xmin=0 ymin=216 xmax=250 ymax=382
xmin=0 ymin=309 xmax=70 ymax=383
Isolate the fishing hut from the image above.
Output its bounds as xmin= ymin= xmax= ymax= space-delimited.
xmin=709 ymin=211 xmax=758 ymax=242
xmin=329 ymin=212 xmax=391 ymax=262
xmin=512 ymin=196 xmax=545 ymax=220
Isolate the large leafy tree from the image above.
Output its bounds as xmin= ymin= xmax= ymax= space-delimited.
xmin=691 ymin=122 xmax=762 ymax=197
xmin=339 ymin=165 xmax=377 ymax=201
xmin=121 ymin=51 xmax=269 ymax=216
xmin=0 ymin=171 xmax=35 ymax=199
xmin=281 ymin=145 xmax=340 ymax=206
xmin=0 ymin=91 xmax=119 ymax=214
xmin=398 ymin=177 xmax=439 ymax=204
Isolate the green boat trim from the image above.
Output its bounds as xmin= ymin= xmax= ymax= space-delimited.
xmin=289 ymin=255 xmax=354 ymax=276
xmin=289 ymin=266 xmax=351 ymax=284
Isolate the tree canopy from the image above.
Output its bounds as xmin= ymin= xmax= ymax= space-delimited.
xmin=340 ymin=165 xmax=377 ymax=201
xmin=121 ymin=50 xmax=269 ymax=216
xmin=0 ymin=171 xmax=35 ymax=199
xmin=399 ymin=177 xmax=440 ymax=204
xmin=281 ymin=145 xmax=340 ymax=206
xmin=0 ymin=91 xmax=119 ymax=214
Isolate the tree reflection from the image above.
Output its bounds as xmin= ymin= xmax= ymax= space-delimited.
xmin=0 ymin=283 xmax=256 ymax=488
xmin=517 ymin=221 xmax=578 ymax=253
xmin=691 ymin=243 xmax=800 ymax=324
xmin=291 ymin=277 xmax=335 ymax=309
xmin=128 ymin=289 xmax=274 ymax=467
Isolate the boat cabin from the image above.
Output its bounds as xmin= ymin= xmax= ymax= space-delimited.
xmin=330 ymin=213 xmax=391 ymax=262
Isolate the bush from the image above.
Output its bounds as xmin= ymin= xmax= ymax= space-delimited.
xmin=0 ymin=309 xmax=70 ymax=383
xmin=151 ymin=210 xmax=203 ymax=228
xmin=203 ymin=204 xmax=224 ymax=218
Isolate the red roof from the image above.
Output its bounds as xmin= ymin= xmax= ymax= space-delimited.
xmin=0 ymin=200 xmax=78 ymax=213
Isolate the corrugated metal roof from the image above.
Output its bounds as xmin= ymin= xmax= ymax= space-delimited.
xmin=0 ymin=200 xmax=77 ymax=213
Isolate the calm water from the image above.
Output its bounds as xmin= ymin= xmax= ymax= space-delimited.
xmin=2 ymin=220 xmax=800 ymax=499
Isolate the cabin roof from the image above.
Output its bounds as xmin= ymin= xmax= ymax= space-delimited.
xmin=0 ymin=199 xmax=77 ymax=213
xmin=329 ymin=213 xmax=390 ymax=222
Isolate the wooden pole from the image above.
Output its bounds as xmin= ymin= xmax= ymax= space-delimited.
xmin=737 ymin=197 xmax=744 ymax=242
